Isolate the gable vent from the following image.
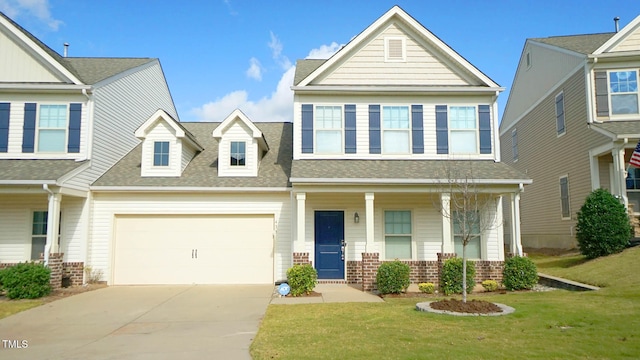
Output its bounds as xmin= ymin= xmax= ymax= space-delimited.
xmin=385 ymin=37 xmax=406 ymax=61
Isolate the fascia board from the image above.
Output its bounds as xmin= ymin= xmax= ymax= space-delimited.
xmin=89 ymin=186 xmax=291 ymax=192
xmin=594 ymin=15 xmax=640 ymax=55
xmin=289 ymin=177 xmax=532 ymax=185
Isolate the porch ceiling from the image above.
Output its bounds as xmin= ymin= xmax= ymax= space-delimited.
xmin=0 ymin=159 xmax=86 ymax=182
xmin=290 ymin=160 xmax=531 ymax=185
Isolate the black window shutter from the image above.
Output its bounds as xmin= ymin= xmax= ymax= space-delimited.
xmin=555 ymin=93 xmax=565 ymax=134
xmin=22 ymin=103 xmax=36 ymax=153
xmin=368 ymin=105 xmax=381 ymax=154
xmin=0 ymin=103 xmax=10 ymax=152
xmin=301 ymin=104 xmax=313 ymax=153
xmin=435 ymin=105 xmax=448 ymax=154
xmin=411 ymin=105 xmax=424 ymax=154
xmin=344 ymin=104 xmax=356 ymax=154
xmin=67 ymin=103 xmax=82 ymax=153
xmin=595 ymin=71 xmax=609 ymax=117
xmin=478 ymin=105 xmax=492 ymax=154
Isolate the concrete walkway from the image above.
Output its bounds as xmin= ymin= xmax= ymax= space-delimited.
xmin=270 ymin=284 xmax=383 ymax=304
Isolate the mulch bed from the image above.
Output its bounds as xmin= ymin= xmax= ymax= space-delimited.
xmin=429 ymin=298 xmax=502 ymax=314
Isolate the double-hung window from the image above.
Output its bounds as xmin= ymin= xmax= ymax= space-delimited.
xmin=382 ymin=106 xmax=410 ymax=153
xmin=315 ymin=106 xmax=342 ymax=154
xmin=609 ymin=70 xmax=639 ymax=115
xmin=31 ymin=211 xmax=47 ymax=260
xmin=230 ymin=141 xmax=246 ymax=166
xmin=384 ymin=210 xmax=412 ymax=259
xmin=38 ymin=105 xmax=67 ymax=152
xmin=453 ymin=211 xmax=481 ymax=259
xmin=449 ymin=106 xmax=477 ymax=154
xmin=153 ymin=141 xmax=169 ymax=166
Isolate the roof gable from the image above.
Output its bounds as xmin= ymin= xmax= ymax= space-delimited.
xmin=296 ymin=6 xmax=499 ymax=89
xmin=212 ymin=109 xmax=269 ymax=151
xmin=135 ymin=109 xmax=203 ymax=151
xmin=594 ymin=15 xmax=640 ymax=54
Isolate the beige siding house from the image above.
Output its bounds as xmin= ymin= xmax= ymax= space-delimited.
xmin=500 ymin=16 xmax=640 ymax=249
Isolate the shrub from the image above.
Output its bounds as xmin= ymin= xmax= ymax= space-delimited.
xmin=502 ymin=256 xmax=538 ymax=291
xmin=418 ymin=282 xmax=435 ymax=294
xmin=376 ymin=261 xmax=410 ymax=294
xmin=1 ymin=262 xmax=51 ymax=299
xmin=482 ymin=279 xmax=499 ymax=292
xmin=576 ymin=188 xmax=632 ymax=259
xmin=286 ymin=264 xmax=317 ymax=297
xmin=440 ymin=257 xmax=475 ymax=295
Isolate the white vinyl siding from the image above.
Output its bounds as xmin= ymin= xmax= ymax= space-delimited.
xmin=315 ymin=106 xmax=342 ymax=154
xmin=89 ymin=192 xmax=291 ymax=284
xmin=0 ymin=33 xmax=62 ymax=82
xmin=140 ymin=121 xmax=180 ymax=177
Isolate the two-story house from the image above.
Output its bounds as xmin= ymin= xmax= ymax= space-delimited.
xmin=0 ymin=12 xmax=177 ymax=285
xmin=86 ymin=6 xmax=529 ymax=290
xmin=500 ymin=16 xmax=640 ymax=249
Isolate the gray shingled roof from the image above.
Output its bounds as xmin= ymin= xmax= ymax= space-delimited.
xmin=0 ymin=160 xmax=87 ymax=181
xmin=590 ymin=121 xmax=640 ymax=138
xmin=294 ymin=59 xmax=326 ymax=85
xmin=531 ymin=33 xmax=615 ymax=55
xmin=1 ymin=11 xmax=156 ymax=85
xmin=93 ymin=122 xmax=292 ymax=188
xmin=290 ymin=160 xmax=530 ymax=184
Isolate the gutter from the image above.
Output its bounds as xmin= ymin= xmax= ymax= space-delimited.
xmin=289 ymin=177 xmax=533 ymax=185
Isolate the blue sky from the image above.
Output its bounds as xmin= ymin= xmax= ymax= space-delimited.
xmin=2 ymin=0 xmax=640 ymax=123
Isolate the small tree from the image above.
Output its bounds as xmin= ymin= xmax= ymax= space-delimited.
xmin=576 ymin=188 xmax=632 ymax=259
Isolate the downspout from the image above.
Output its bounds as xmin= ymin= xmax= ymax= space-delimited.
xmin=42 ymin=184 xmax=54 ymax=266
xmin=82 ymin=88 xmax=94 ymax=160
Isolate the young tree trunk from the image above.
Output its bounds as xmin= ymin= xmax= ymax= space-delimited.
xmin=462 ymin=244 xmax=467 ymax=303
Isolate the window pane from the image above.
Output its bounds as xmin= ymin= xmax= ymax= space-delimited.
xmin=316 ymin=106 xmax=342 ymax=129
xmin=230 ymin=141 xmax=246 ymax=166
xmin=154 ymin=141 xmax=169 ymax=166
xmin=316 ymin=130 xmax=342 ymax=153
xmin=385 ymin=210 xmax=411 ymax=234
xmin=32 ymin=211 xmax=48 ymax=235
xmin=610 ymin=71 xmax=638 ymax=93
xmin=38 ymin=130 xmax=66 ymax=152
xmin=450 ymin=131 xmax=477 ymax=153
xmin=454 ymin=235 xmax=481 ymax=259
xmin=611 ymin=94 xmax=639 ymax=114
xmin=450 ymin=107 xmax=476 ymax=129
xmin=383 ymin=130 xmax=409 ymax=153
xmin=39 ymin=105 xmax=67 ymax=128
xmin=385 ymin=236 xmax=411 ymax=259
xmin=31 ymin=236 xmax=46 ymax=260
xmin=383 ymin=106 xmax=409 ymax=129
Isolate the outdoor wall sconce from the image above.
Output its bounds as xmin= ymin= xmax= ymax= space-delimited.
xmin=354 ymin=212 xmax=360 ymax=223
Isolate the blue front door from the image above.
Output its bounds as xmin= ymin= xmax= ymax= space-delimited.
xmin=314 ymin=211 xmax=345 ymax=279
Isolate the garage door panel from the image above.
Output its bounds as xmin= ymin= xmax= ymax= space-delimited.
xmin=113 ymin=215 xmax=274 ymax=285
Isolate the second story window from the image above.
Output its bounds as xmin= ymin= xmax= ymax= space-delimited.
xmin=609 ymin=70 xmax=639 ymax=115
xmin=382 ymin=106 xmax=410 ymax=153
xmin=449 ymin=106 xmax=477 ymax=154
xmin=38 ymin=105 xmax=67 ymax=152
xmin=230 ymin=141 xmax=246 ymax=166
xmin=315 ymin=106 xmax=342 ymax=154
xmin=153 ymin=141 xmax=169 ymax=166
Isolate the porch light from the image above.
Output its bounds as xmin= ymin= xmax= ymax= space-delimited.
xmin=354 ymin=212 xmax=360 ymax=223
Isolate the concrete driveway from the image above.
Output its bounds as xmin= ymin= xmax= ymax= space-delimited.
xmin=0 ymin=285 xmax=273 ymax=360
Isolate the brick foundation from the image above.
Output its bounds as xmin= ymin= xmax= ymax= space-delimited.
xmin=474 ymin=260 xmax=504 ymax=283
xmin=1 ymin=255 xmax=84 ymax=289
xmin=63 ymin=262 xmax=84 ymax=286
xmin=47 ymin=253 xmax=64 ymax=290
xmin=361 ymin=253 xmax=380 ymax=291
xmin=346 ymin=260 xmax=360 ymax=284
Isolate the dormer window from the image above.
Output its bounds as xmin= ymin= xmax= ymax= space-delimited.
xmin=230 ymin=141 xmax=246 ymax=166
xmin=153 ymin=141 xmax=169 ymax=166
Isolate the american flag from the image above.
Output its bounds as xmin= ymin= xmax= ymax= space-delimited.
xmin=631 ymin=140 xmax=640 ymax=168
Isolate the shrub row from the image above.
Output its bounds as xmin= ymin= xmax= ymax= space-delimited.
xmin=0 ymin=262 xmax=52 ymax=299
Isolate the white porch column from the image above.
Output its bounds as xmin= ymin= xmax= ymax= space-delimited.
xmin=496 ymin=196 xmax=505 ymax=260
xmin=441 ymin=193 xmax=454 ymax=253
xmin=45 ymin=190 xmax=62 ymax=255
xmin=612 ymin=145 xmax=629 ymax=207
xmin=510 ymin=191 xmax=523 ymax=256
xmin=295 ymin=192 xmax=306 ymax=253
xmin=365 ymin=192 xmax=375 ymax=253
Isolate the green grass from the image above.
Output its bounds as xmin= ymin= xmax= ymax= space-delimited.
xmin=0 ymin=299 xmax=43 ymax=319
xmin=251 ymin=247 xmax=640 ymax=359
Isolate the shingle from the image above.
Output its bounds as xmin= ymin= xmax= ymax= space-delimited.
xmin=590 ymin=121 xmax=640 ymax=137
xmin=531 ymin=33 xmax=615 ymax=55
xmin=0 ymin=160 xmax=87 ymax=181
xmin=63 ymin=58 xmax=156 ymax=84
xmin=294 ymin=59 xmax=326 ymax=85
xmin=93 ymin=122 xmax=293 ymax=187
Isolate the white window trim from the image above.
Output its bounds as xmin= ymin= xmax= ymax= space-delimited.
xmin=448 ymin=105 xmax=479 ymax=155
xmin=230 ymin=140 xmax=247 ymax=167
xmin=384 ymin=37 xmax=406 ymax=62
xmin=560 ymin=175 xmax=571 ymax=220
xmin=152 ymin=140 xmax=170 ymax=167
xmin=381 ymin=105 xmax=411 ymax=154
xmin=555 ymin=92 xmax=566 ymax=137
xmin=314 ymin=105 xmax=344 ymax=155
xmin=607 ymin=69 xmax=640 ymax=118
xmin=35 ymin=103 xmax=69 ymax=153
xmin=382 ymin=209 xmax=415 ymax=260
xmin=511 ymin=128 xmax=518 ymax=162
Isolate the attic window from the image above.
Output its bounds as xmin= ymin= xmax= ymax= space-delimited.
xmin=385 ymin=37 xmax=406 ymax=62
xmin=525 ymin=51 xmax=531 ymax=69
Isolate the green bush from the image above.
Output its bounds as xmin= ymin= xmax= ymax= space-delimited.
xmin=376 ymin=261 xmax=410 ymax=294
xmin=418 ymin=282 xmax=435 ymax=294
xmin=576 ymin=188 xmax=632 ymax=259
xmin=1 ymin=262 xmax=51 ymax=299
xmin=440 ymin=257 xmax=475 ymax=295
xmin=482 ymin=279 xmax=499 ymax=292
xmin=286 ymin=264 xmax=317 ymax=297
xmin=502 ymin=256 xmax=538 ymax=291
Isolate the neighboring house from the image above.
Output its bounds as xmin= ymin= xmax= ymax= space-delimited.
xmin=500 ymin=16 xmax=640 ymax=249
xmin=2 ymin=6 xmax=530 ymax=289
xmin=0 ymin=12 xmax=177 ymax=285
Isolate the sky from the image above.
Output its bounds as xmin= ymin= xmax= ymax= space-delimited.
xmin=2 ymin=0 xmax=640 ymax=123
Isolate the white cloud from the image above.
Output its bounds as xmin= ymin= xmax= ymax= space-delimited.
xmin=306 ymin=42 xmax=342 ymax=59
xmin=246 ymin=57 xmax=263 ymax=81
xmin=0 ymin=0 xmax=62 ymax=30
xmin=268 ymin=31 xmax=292 ymax=70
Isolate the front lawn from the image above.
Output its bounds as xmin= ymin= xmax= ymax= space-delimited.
xmin=0 ymin=299 xmax=42 ymax=320
xmin=251 ymin=247 xmax=640 ymax=359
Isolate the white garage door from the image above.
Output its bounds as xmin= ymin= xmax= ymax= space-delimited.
xmin=113 ymin=214 xmax=274 ymax=285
